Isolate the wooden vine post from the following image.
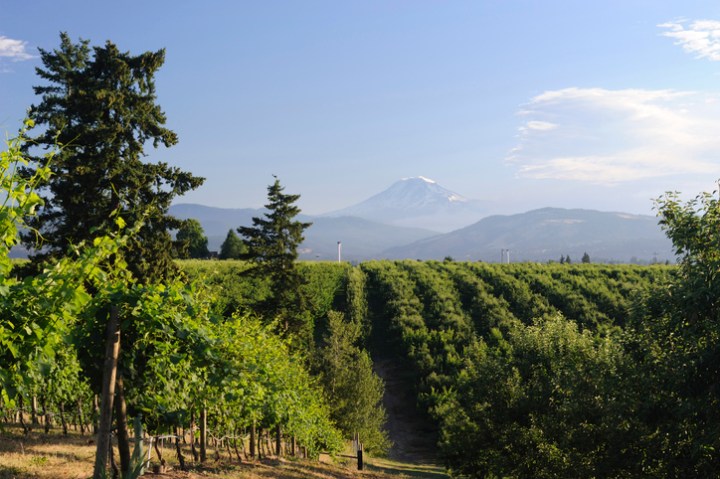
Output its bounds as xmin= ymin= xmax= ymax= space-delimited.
xmin=115 ymin=374 xmax=131 ymax=475
xmin=275 ymin=424 xmax=282 ymax=456
xmin=200 ymin=405 xmax=208 ymax=462
xmin=250 ymin=420 xmax=256 ymax=459
xmin=93 ymin=306 xmax=121 ymax=479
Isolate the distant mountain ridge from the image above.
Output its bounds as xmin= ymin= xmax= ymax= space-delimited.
xmin=171 ymin=203 xmax=672 ymax=263
xmin=382 ymin=207 xmax=674 ymax=263
xmin=323 ymin=176 xmax=488 ymax=232
xmin=169 ymin=204 xmax=436 ymax=261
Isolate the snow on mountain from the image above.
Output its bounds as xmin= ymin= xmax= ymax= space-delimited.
xmin=324 ymin=177 xmax=487 ymax=232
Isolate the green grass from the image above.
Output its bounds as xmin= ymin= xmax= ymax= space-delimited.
xmin=365 ymin=456 xmax=448 ymax=479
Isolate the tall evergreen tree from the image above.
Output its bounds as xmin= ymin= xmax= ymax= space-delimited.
xmin=238 ymin=176 xmax=312 ymax=332
xmin=23 ymin=33 xmax=203 ymax=282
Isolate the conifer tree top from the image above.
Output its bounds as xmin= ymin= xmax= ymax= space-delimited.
xmin=23 ymin=33 xmax=203 ymax=282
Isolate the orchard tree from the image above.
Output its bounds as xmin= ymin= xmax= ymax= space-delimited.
xmin=175 ymin=219 xmax=209 ymax=258
xmin=219 ymin=229 xmax=246 ymax=259
xmin=433 ymin=316 xmax=636 ymax=478
xmin=238 ymin=176 xmax=312 ymax=333
xmin=318 ymin=311 xmax=389 ymax=453
xmin=23 ymin=32 xmax=203 ymax=282
xmin=632 ymin=187 xmax=720 ymax=474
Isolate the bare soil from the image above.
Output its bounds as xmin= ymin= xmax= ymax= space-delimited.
xmin=372 ymin=359 xmax=439 ymax=464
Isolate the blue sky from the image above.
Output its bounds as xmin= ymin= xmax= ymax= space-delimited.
xmin=2 ymin=1 xmax=720 ymax=217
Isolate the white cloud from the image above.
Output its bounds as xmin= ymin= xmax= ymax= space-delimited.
xmin=659 ymin=19 xmax=720 ymax=61
xmin=0 ymin=35 xmax=33 ymax=61
xmin=508 ymin=87 xmax=720 ymax=184
xmin=524 ymin=120 xmax=557 ymax=131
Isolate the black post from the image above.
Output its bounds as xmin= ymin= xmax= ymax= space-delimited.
xmin=357 ymin=442 xmax=364 ymax=471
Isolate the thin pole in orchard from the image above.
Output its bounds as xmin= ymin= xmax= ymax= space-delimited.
xmin=93 ymin=306 xmax=121 ymax=479
xmin=200 ymin=406 xmax=207 ymax=462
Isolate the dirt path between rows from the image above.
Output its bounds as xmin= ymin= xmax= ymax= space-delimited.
xmin=373 ymin=358 xmax=439 ymax=464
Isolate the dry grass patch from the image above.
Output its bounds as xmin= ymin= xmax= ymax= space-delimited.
xmin=0 ymin=427 xmax=446 ymax=479
xmin=0 ymin=427 xmax=96 ymax=478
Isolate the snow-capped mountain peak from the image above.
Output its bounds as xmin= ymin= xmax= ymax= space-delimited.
xmin=323 ymin=177 xmax=487 ymax=232
xmin=405 ymin=175 xmax=436 ymax=184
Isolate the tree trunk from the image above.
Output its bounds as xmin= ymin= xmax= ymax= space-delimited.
xmin=59 ymin=402 xmax=68 ymax=435
xmin=93 ymin=394 xmax=100 ymax=434
xmin=199 ymin=406 xmax=207 ymax=463
xmin=250 ymin=420 xmax=256 ymax=459
xmin=41 ymin=395 xmax=50 ymax=434
xmin=154 ymin=436 xmax=164 ymax=466
xmin=232 ymin=432 xmax=243 ymax=463
xmin=260 ymin=428 xmax=268 ymax=458
xmin=225 ymin=436 xmax=233 ymax=460
xmin=18 ymin=396 xmax=28 ymax=434
xmin=239 ymin=434 xmax=248 ymax=461
xmin=114 ymin=375 xmax=131 ymax=476
xmin=109 ymin=441 xmax=119 ymax=479
xmin=31 ymin=395 xmax=38 ymax=425
xmin=175 ymin=426 xmax=186 ymax=471
xmin=77 ymin=399 xmax=86 ymax=435
xmin=275 ymin=424 xmax=282 ymax=457
xmin=190 ymin=411 xmax=198 ymax=462
xmin=93 ymin=306 xmax=120 ymax=479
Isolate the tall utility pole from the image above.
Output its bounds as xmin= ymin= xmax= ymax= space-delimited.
xmin=337 ymin=241 xmax=342 ymax=263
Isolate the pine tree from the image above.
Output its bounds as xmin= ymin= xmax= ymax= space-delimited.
xmin=238 ymin=176 xmax=312 ymax=331
xmin=23 ymin=33 xmax=203 ymax=282
xmin=581 ymin=252 xmax=591 ymax=263
xmin=219 ymin=229 xmax=246 ymax=259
